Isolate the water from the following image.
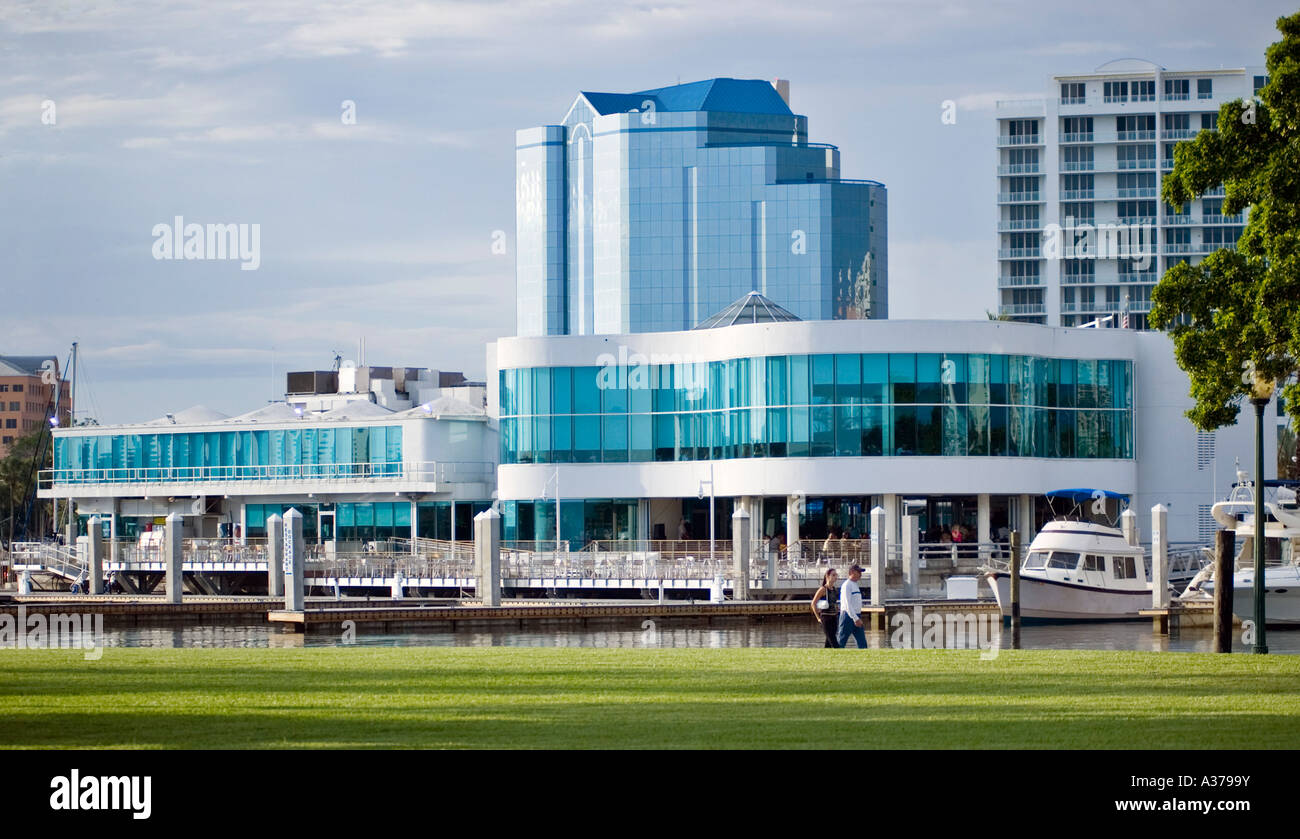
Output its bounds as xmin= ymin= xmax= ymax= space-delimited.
xmin=61 ymin=618 xmax=1300 ymax=653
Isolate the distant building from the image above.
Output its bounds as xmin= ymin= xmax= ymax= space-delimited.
xmin=0 ymin=355 xmax=70 ymax=457
xmin=996 ymin=60 xmax=1266 ymax=328
xmin=516 ymin=77 xmax=886 ymax=336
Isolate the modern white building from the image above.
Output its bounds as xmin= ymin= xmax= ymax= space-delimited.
xmin=40 ymin=368 xmax=495 ymax=552
xmin=996 ymin=60 xmax=1267 ymax=327
xmin=490 ymin=296 xmax=1274 ymax=549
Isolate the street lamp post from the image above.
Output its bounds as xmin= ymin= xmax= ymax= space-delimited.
xmin=1249 ymin=371 xmax=1275 ymax=655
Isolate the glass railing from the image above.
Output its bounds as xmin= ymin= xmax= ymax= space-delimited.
xmin=1060 ymin=132 xmax=1094 ymax=143
xmin=997 ymin=274 xmax=1043 ymax=287
xmin=1164 ymin=92 xmax=1191 ymax=101
xmin=1117 ymin=130 xmax=1155 ymax=141
xmin=1117 ymin=159 xmax=1156 ymax=170
xmin=1060 ymin=189 xmax=1096 ymax=200
xmin=1117 ymin=187 xmax=1158 ymax=198
xmin=998 ymin=247 xmax=1042 ymax=259
xmin=997 ymin=191 xmax=1041 ymax=202
xmin=998 ymin=303 xmax=1046 ymax=315
xmin=998 ymin=163 xmax=1041 ymax=174
xmin=998 ymin=219 xmax=1043 ymax=231
xmin=1061 ymin=161 xmax=1094 ymax=171
xmin=998 ymin=135 xmax=1042 ymax=146
xmin=40 ymin=461 xmax=496 ymax=488
xmin=1058 ymin=97 xmax=1086 ymax=106
xmin=1163 ymin=128 xmax=1197 ymax=139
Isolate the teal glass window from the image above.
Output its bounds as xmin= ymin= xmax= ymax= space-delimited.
xmin=862 ymin=354 xmax=887 ymax=404
xmin=890 ymin=354 xmax=915 ymax=403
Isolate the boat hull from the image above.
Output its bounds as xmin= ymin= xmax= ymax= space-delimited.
xmin=1228 ymin=566 xmax=1300 ymax=626
xmin=986 ymin=572 xmax=1151 ymax=621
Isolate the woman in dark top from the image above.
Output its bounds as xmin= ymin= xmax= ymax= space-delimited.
xmin=811 ymin=568 xmax=841 ymax=648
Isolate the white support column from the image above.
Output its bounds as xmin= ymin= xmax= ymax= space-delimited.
xmin=977 ymin=494 xmax=991 ymax=561
xmin=870 ymin=506 xmax=886 ymax=606
xmin=109 ymin=500 xmax=119 ymax=566
xmin=638 ymin=499 xmax=651 ymax=544
xmin=901 ymin=514 xmax=920 ymax=598
xmin=1151 ymin=504 xmax=1169 ymax=609
xmin=164 ymin=512 xmax=183 ymax=604
xmin=1017 ymin=494 xmax=1034 ymax=544
xmin=238 ymin=502 xmax=248 ymax=546
xmin=786 ymin=494 xmax=802 ymax=561
xmin=883 ymin=493 xmax=899 ymax=551
xmin=409 ymin=499 xmax=418 ymax=554
xmin=731 ymin=506 xmax=751 ymax=600
xmin=1121 ymin=508 xmax=1139 ymax=546
xmin=450 ymin=501 xmax=457 ymax=542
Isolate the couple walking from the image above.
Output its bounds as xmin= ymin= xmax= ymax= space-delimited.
xmin=811 ymin=565 xmax=867 ymax=649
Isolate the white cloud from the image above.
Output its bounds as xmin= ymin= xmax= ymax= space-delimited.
xmin=1027 ymin=41 xmax=1128 ymax=57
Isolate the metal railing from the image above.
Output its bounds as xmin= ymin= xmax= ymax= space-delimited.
xmin=10 ymin=542 xmax=87 ymax=581
xmin=997 ymin=219 xmax=1043 ymax=231
xmin=39 ymin=461 xmax=494 ymax=488
xmin=997 ymin=135 xmax=1042 ymax=146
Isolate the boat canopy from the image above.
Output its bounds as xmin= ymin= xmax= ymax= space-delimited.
xmin=1045 ymin=488 xmax=1130 ymax=502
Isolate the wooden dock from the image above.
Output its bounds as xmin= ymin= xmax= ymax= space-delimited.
xmin=267 ymin=598 xmax=1002 ymax=632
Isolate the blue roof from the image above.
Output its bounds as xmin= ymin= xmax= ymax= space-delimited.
xmin=580 ymin=78 xmax=793 ymax=116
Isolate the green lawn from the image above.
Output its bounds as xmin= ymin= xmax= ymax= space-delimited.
xmin=0 ymin=647 xmax=1296 ymax=749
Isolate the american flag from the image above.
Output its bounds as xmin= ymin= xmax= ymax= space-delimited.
xmin=1120 ymin=291 xmax=1130 ymax=329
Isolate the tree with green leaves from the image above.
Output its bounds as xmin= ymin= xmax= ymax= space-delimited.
xmin=1150 ymin=12 xmax=1300 ymax=433
xmin=0 ymin=428 xmax=53 ymax=547
xmin=1280 ymin=425 xmax=1299 ymax=480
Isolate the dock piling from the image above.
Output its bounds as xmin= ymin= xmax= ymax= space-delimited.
xmin=869 ymin=506 xmax=886 ymax=629
xmin=87 ymin=516 xmax=103 ymax=595
xmin=284 ymin=508 xmax=305 ymax=611
xmin=165 ymin=512 xmax=184 ymax=604
xmin=475 ymin=508 xmax=501 ymax=607
xmin=1121 ymin=508 xmax=1138 ymax=546
xmin=1009 ymin=530 xmax=1021 ymax=646
xmin=267 ymin=514 xmax=285 ymax=598
xmin=1214 ymin=528 xmax=1235 ymax=653
xmin=1151 ymin=504 xmax=1169 ymax=611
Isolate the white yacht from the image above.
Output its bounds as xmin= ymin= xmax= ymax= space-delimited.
xmin=985 ymin=490 xmax=1208 ymax=621
xmin=1184 ymin=480 xmax=1300 ymax=625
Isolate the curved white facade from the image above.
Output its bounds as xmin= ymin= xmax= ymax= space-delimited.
xmin=490 ymin=317 xmax=1272 ymax=545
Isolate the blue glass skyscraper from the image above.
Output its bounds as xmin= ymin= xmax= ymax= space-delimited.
xmin=515 ymin=78 xmax=887 ymax=336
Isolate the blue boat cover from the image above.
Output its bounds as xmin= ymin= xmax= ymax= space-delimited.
xmin=1046 ymin=488 xmax=1130 ymax=502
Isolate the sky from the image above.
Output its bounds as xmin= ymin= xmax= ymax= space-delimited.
xmin=0 ymin=0 xmax=1292 ymax=424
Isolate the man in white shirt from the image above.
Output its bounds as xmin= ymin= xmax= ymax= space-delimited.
xmin=837 ymin=564 xmax=867 ymax=649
